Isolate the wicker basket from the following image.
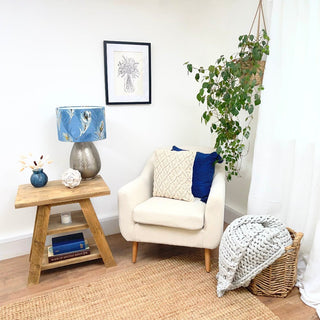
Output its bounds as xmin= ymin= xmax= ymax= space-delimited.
xmin=247 ymin=227 xmax=303 ymax=298
xmin=240 ymin=60 xmax=266 ymax=86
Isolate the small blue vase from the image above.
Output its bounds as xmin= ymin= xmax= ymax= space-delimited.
xmin=30 ymin=168 xmax=48 ymax=188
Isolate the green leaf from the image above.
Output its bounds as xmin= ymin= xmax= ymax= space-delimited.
xmin=187 ymin=63 xmax=193 ymax=72
xmin=208 ymin=65 xmax=215 ymax=73
xmin=263 ymin=30 xmax=270 ymax=41
xmin=196 ymin=91 xmax=203 ymax=102
xmin=252 ymin=47 xmax=263 ymax=61
xmin=231 ymin=107 xmax=239 ymax=116
xmin=195 ymin=73 xmax=200 ymax=81
xmin=223 ymin=93 xmax=230 ymax=101
xmin=244 ymin=130 xmax=250 ymax=139
xmin=254 ymin=94 xmax=261 ymax=105
xmin=221 ymin=71 xmax=230 ymax=81
xmin=202 ymin=82 xmax=209 ymax=88
xmin=202 ymin=112 xmax=210 ymax=123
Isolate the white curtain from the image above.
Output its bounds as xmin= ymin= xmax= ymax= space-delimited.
xmin=248 ymin=0 xmax=320 ymax=315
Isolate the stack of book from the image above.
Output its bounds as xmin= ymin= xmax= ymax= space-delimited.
xmin=48 ymin=232 xmax=90 ymax=263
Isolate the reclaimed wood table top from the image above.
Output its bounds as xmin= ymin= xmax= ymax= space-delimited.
xmin=15 ymin=175 xmax=110 ymax=209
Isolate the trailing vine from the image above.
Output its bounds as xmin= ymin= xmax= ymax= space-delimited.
xmin=186 ymin=30 xmax=269 ymax=181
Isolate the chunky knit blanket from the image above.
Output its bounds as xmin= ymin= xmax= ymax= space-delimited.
xmin=217 ymin=215 xmax=292 ymax=297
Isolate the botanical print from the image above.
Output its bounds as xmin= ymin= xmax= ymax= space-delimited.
xmin=118 ymin=56 xmax=140 ymax=93
xmin=114 ymin=51 xmax=143 ymax=97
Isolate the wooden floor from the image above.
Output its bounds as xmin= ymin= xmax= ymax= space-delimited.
xmin=0 ymin=233 xmax=318 ymax=320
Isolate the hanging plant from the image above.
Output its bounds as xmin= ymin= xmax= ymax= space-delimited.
xmin=185 ymin=1 xmax=269 ymax=181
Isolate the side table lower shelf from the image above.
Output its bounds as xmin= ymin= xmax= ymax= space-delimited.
xmin=41 ymin=238 xmax=101 ymax=271
xmin=47 ymin=210 xmax=89 ymax=235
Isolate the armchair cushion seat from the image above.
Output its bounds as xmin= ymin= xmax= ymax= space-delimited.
xmin=133 ymin=196 xmax=205 ymax=230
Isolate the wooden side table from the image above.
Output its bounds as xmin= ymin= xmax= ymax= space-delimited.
xmin=15 ymin=175 xmax=116 ymax=285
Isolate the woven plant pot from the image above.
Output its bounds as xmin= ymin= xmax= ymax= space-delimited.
xmin=247 ymin=227 xmax=303 ymax=298
xmin=240 ymin=60 xmax=266 ymax=86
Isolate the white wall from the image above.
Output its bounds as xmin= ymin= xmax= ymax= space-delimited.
xmin=0 ymin=0 xmax=262 ymax=259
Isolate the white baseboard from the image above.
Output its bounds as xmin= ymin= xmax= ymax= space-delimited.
xmin=224 ymin=205 xmax=244 ymax=224
xmin=0 ymin=215 xmax=120 ymax=261
xmin=1 ymin=207 xmax=242 ymax=261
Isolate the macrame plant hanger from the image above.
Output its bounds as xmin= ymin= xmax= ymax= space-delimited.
xmin=247 ymin=0 xmax=268 ymax=85
xmin=249 ymin=0 xmax=267 ymax=39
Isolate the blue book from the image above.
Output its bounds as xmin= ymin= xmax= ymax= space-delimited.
xmin=52 ymin=232 xmax=85 ymax=254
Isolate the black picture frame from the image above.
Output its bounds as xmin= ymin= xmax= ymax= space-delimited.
xmin=104 ymin=41 xmax=151 ymax=105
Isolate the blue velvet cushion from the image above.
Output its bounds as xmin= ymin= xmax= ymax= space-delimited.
xmin=171 ymin=146 xmax=223 ymax=203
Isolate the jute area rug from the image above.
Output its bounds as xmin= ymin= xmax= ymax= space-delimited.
xmin=0 ymin=254 xmax=279 ymax=320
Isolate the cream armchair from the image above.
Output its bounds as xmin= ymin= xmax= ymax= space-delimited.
xmin=118 ymin=146 xmax=225 ymax=272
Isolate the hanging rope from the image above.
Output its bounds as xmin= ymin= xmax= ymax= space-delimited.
xmin=248 ymin=0 xmax=267 ymax=37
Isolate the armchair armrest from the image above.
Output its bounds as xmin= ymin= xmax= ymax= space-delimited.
xmin=118 ymin=154 xmax=154 ymax=240
xmin=203 ymin=164 xmax=226 ymax=246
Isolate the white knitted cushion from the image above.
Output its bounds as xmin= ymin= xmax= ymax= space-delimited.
xmin=153 ymin=149 xmax=196 ymax=201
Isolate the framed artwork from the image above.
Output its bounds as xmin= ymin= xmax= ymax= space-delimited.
xmin=104 ymin=41 xmax=151 ymax=105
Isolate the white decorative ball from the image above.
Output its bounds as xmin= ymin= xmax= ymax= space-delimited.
xmin=62 ymin=168 xmax=82 ymax=188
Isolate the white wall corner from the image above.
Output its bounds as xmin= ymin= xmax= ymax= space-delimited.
xmin=224 ymin=205 xmax=244 ymax=224
xmin=0 ymin=215 xmax=120 ymax=261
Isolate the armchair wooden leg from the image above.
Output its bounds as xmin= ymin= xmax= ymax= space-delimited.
xmin=132 ymin=242 xmax=138 ymax=263
xmin=205 ymin=248 xmax=211 ymax=273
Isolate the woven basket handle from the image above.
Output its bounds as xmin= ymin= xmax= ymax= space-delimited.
xmin=287 ymin=227 xmax=304 ymax=247
xmin=292 ymin=232 xmax=304 ymax=247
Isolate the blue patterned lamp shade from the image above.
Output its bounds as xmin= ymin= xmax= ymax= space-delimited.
xmin=56 ymin=106 xmax=106 ymax=142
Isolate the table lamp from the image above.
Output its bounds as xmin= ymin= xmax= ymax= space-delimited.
xmin=56 ymin=106 xmax=106 ymax=180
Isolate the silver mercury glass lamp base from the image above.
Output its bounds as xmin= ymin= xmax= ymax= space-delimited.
xmin=70 ymin=142 xmax=101 ymax=180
